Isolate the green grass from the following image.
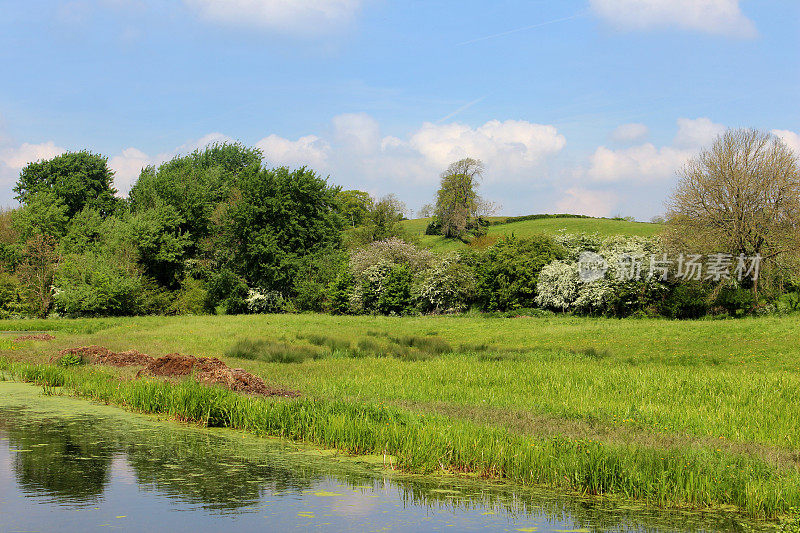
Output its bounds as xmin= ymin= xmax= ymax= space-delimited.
xmin=401 ymin=216 xmax=662 ymax=251
xmin=2 ymin=313 xmax=800 ymax=519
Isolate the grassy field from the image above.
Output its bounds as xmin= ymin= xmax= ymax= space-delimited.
xmin=2 ymin=313 xmax=799 ymax=520
xmin=401 ymin=216 xmax=662 ymax=251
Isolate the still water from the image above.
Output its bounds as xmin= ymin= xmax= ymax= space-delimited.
xmin=0 ymin=382 xmax=768 ymax=532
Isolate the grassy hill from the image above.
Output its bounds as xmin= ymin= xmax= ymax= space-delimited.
xmin=402 ymin=215 xmax=662 ymax=252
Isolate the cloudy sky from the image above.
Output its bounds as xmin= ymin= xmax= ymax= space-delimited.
xmin=0 ymin=0 xmax=798 ymax=219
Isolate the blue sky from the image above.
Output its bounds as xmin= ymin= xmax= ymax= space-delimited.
xmin=0 ymin=0 xmax=798 ymax=219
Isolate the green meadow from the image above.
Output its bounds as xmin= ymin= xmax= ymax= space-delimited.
xmin=2 ymin=312 xmax=800 ymax=520
xmin=401 ymin=216 xmax=662 ymax=251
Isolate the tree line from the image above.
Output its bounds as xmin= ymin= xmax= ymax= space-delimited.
xmin=0 ymin=128 xmax=798 ymax=319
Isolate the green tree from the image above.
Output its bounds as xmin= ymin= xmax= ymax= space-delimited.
xmin=335 ymin=189 xmax=373 ymax=227
xmin=53 ymin=251 xmax=144 ymax=317
xmin=433 ymin=158 xmax=489 ymax=238
xmin=129 ymin=202 xmax=192 ymax=289
xmin=350 ymin=194 xmax=408 ymax=244
xmin=476 ymin=236 xmax=565 ymax=311
xmin=14 ymin=151 xmax=118 ymax=218
xmin=12 ymin=190 xmax=69 ymax=241
xmin=129 ymin=143 xmax=262 ymax=246
xmin=217 ymin=166 xmax=343 ymax=294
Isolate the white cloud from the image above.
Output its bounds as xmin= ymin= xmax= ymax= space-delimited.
xmin=586 ymin=117 xmax=724 ymax=183
xmin=408 ymin=119 xmax=566 ymax=180
xmin=673 ymin=117 xmax=725 ymax=148
xmin=255 ymin=134 xmax=331 ymax=169
xmin=556 ymin=187 xmax=618 ymax=218
xmin=590 ymin=0 xmax=756 ymax=38
xmin=772 ymin=129 xmax=800 ymax=157
xmin=332 ymin=113 xmax=381 ymax=154
xmin=184 ymin=0 xmax=364 ymax=34
xmin=611 ymin=123 xmax=648 ymax=143
xmin=587 ymin=143 xmax=691 ymax=183
xmin=108 ymin=147 xmax=152 ymax=195
xmin=0 ymin=141 xmax=66 ymax=170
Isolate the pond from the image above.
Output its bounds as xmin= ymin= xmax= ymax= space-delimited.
xmin=0 ymin=382 xmax=767 ymax=532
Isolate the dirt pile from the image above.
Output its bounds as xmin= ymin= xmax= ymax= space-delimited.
xmin=138 ymin=353 xmax=226 ymax=377
xmin=55 ymin=346 xmax=299 ymax=397
xmin=139 ymin=353 xmax=299 ymax=397
xmin=196 ymin=366 xmax=300 ymax=397
xmin=57 ymin=346 xmax=154 ymax=367
xmin=15 ymin=333 xmax=55 ymax=341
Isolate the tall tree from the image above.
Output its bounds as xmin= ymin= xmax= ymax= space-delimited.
xmin=217 ymin=166 xmax=343 ymax=294
xmin=433 ymin=158 xmax=487 ymax=238
xmin=129 ymin=142 xmax=263 ymax=244
xmin=15 ymin=151 xmax=118 ymax=218
xmin=666 ymin=129 xmax=800 ymax=297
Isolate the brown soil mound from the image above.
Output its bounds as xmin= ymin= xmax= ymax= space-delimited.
xmin=196 ymin=367 xmax=300 ymax=397
xmin=138 ymin=353 xmax=226 ymax=377
xmin=15 ymin=333 xmax=55 ymax=341
xmin=139 ymin=353 xmax=299 ymax=397
xmin=96 ymin=349 xmax=154 ymax=367
xmin=57 ymin=346 xmax=153 ymax=367
xmin=58 ymin=345 xmax=112 ymax=362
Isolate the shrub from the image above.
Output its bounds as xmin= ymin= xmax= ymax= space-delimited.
xmin=713 ymin=285 xmax=755 ymax=316
xmin=477 ymin=236 xmax=566 ymax=311
xmin=417 ymin=253 xmax=476 ymax=313
xmin=376 ymin=264 xmax=414 ymax=315
xmin=204 ymin=269 xmax=248 ymax=314
xmin=169 ymin=276 xmax=208 ymax=315
xmin=350 ymin=238 xmax=433 ymax=277
xmin=246 ymin=288 xmax=286 ymax=314
xmin=658 ymin=283 xmax=710 ymax=319
xmin=535 ymin=261 xmax=580 ymax=311
xmin=53 ymin=252 xmax=144 ymax=317
xmin=57 ymin=352 xmax=85 ymax=367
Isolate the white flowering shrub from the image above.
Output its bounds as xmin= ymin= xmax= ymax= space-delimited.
xmin=350 ymin=238 xmax=433 ymax=276
xmin=417 ymin=253 xmax=476 ymax=313
xmin=535 ymin=261 xmax=580 ymax=310
xmin=536 ymin=234 xmax=668 ymax=315
xmin=246 ymin=288 xmax=285 ymax=313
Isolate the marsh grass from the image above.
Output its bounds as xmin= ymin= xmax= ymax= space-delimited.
xmin=225 ymin=339 xmax=321 ymax=363
xmin=5 ymin=313 xmax=800 ymax=519
xmin=1 ymin=357 xmax=799 ymax=519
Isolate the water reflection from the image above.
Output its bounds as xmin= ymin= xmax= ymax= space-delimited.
xmin=0 ymin=384 xmax=777 ymax=532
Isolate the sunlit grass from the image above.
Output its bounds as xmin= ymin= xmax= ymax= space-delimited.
xmin=2 ymin=313 xmax=799 ymax=518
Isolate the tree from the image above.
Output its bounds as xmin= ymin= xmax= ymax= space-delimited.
xmin=217 ymin=166 xmax=343 ymax=294
xmin=17 ymin=234 xmax=60 ymax=317
xmin=433 ymin=158 xmax=489 ymax=238
xmin=15 ymin=151 xmax=118 ymax=218
xmin=666 ymin=129 xmax=800 ymax=298
xmin=12 ymin=191 xmax=69 ymax=241
xmin=335 ymin=189 xmax=372 ymax=227
xmin=349 ymin=194 xmax=408 ymax=245
xmin=129 ymin=143 xmax=262 ymax=245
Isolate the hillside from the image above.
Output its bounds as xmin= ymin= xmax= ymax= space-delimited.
xmin=401 ymin=215 xmax=662 ymax=252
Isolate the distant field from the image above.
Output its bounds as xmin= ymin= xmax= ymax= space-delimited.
xmin=402 ymin=216 xmax=662 ymax=251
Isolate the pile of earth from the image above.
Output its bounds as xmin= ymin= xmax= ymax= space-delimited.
xmin=57 ymin=346 xmax=154 ymax=367
xmin=55 ymin=346 xmax=299 ymax=397
xmin=137 ymin=353 xmax=300 ymax=397
xmin=15 ymin=333 xmax=55 ymax=341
